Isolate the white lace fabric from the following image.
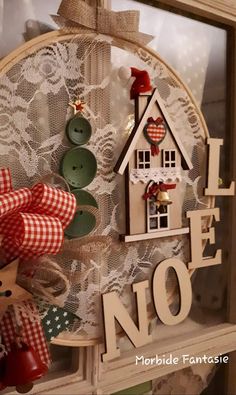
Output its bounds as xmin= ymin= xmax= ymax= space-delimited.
xmin=0 ymin=34 xmax=212 ymax=340
xmin=130 ymin=167 xmax=182 ymax=184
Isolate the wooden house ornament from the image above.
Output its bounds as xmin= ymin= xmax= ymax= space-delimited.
xmin=115 ymin=68 xmax=193 ymax=243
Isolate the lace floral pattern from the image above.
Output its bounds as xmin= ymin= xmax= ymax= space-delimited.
xmin=0 ymin=34 xmax=212 ymax=339
xmin=130 ymin=167 xmax=182 ymax=184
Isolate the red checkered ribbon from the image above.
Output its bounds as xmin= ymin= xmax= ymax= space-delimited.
xmin=0 ymin=168 xmax=12 ymax=194
xmin=0 ymin=188 xmax=32 ymax=218
xmin=0 ymin=169 xmax=76 ymax=262
xmin=0 ymin=301 xmax=50 ymax=367
xmin=30 ymin=183 xmax=76 ymax=228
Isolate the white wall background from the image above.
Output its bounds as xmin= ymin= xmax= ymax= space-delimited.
xmin=0 ymin=0 xmax=60 ymax=58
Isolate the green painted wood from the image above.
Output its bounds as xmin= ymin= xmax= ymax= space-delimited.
xmin=112 ymin=381 xmax=152 ymax=395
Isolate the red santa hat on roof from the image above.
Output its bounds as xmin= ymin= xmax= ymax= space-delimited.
xmin=118 ymin=66 xmax=152 ymax=99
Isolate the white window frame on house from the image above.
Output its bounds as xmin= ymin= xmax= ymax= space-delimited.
xmin=136 ymin=149 xmax=151 ymax=169
xmin=163 ymin=149 xmax=177 ymax=168
xmin=147 ymin=200 xmax=170 ymax=232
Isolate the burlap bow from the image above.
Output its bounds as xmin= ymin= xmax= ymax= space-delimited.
xmin=51 ymin=0 xmax=154 ymax=45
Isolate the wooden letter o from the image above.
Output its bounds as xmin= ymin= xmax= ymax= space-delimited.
xmin=152 ymin=258 xmax=192 ymax=325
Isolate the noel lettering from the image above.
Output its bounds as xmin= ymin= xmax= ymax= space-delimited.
xmin=102 ymin=69 xmax=235 ymax=362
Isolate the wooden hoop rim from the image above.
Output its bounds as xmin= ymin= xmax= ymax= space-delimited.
xmin=0 ymin=30 xmax=214 ymax=347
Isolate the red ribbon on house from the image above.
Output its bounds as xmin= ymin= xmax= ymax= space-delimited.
xmin=0 ymin=168 xmax=77 ymax=262
xmin=143 ymin=182 xmax=176 ymax=200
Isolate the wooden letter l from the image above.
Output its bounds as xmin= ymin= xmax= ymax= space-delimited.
xmin=205 ymin=138 xmax=235 ymax=196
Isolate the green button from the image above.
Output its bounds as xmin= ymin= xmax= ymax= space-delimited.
xmin=61 ymin=147 xmax=97 ymax=188
xmin=65 ymin=190 xmax=98 ymax=238
xmin=66 ymin=116 xmax=92 ymax=145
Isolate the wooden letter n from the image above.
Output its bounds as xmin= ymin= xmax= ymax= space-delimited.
xmin=102 ymin=280 xmax=152 ymax=362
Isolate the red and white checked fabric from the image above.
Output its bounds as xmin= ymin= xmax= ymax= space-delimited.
xmin=0 ymin=237 xmax=26 ymax=262
xmin=0 ymin=168 xmax=12 ymax=194
xmin=0 ymin=188 xmax=32 ymax=219
xmin=0 ymin=301 xmax=50 ymax=367
xmin=31 ymin=183 xmax=76 ymax=229
xmin=2 ymin=214 xmax=64 ymax=261
xmin=146 ymin=121 xmax=166 ymax=143
xmin=0 ymin=169 xmax=76 ymax=262
xmin=14 ymin=214 xmax=63 ymax=254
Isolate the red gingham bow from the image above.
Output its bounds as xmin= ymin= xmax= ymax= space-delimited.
xmin=0 ymin=169 xmax=76 ymax=262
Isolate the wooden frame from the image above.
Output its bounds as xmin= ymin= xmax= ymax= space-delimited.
xmin=1 ymin=0 xmax=236 ymax=394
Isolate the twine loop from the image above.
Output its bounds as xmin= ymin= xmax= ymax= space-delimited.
xmin=51 ymin=0 xmax=154 ymax=45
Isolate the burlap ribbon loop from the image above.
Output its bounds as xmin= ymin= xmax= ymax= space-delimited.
xmin=51 ymin=0 xmax=154 ymax=45
xmin=18 ymin=258 xmax=70 ymax=307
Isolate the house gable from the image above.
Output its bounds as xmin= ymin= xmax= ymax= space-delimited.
xmin=114 ymin=88 xmax=193 ymax=175
xmin=132 ymin=128 xmax=181 ymax=171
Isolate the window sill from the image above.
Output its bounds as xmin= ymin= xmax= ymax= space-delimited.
xmin=120 ymin=227 xmax=190 ymax=242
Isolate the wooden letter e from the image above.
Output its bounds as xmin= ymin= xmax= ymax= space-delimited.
xmin=187 ymin=208 xmax=222 ymax=269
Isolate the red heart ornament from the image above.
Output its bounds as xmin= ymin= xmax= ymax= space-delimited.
xmin=146 ymin=122 xmax=166 ymax=143
xmin=143 ymin=118 xmax=166 ymax=156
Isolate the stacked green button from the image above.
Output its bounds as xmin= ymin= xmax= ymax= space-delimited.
xmin=61 ymin=112 xmax=98 ymax=238
xmin=61 ymin=147 xmax=97 ymax=189
xmin=65 ymin=190 xmax=98 ymax=238
xmin=66 ymin=116 xmax=92 ymax=145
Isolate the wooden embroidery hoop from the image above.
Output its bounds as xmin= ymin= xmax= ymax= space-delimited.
xmin=0 ymin=30 xmax=214 ymax=347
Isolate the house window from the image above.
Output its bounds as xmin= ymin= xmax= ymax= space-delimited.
xmin=136 ymin=150 xmax=151 ymax=169
xmin=163 ymin=150 xmax=176 ymax=168
xmin=147 ymin=201 xmax=169 ymax=232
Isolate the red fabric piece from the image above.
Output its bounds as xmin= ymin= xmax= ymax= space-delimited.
xmin=147 ymin=117 xmax=163 ymax=124
xmin=143 ymin=183 xmax=159 ymax=200
xmin=0 ymin=169 xmax=76 ymax=261
xmin=130 ymin=67 xmax=152 ymax=99
xmin=30 ymin=183 xmax=76 ymax=229
xmin=160 ymin=183 xmax=176 ymax=191
xmin=0 ymin=168 xmax=12 ymax=194
xmin=151 ymin=144 xmax=159 ymax=156
xmin=2 ymin=214 xmax=63 ymax=262
xmin=143 ymin=182 xmax=176 ymax=200
xmin=146 ymin=122 xmax=166 ymax=144
xmin=0 ymin=188 xmax=32 ymax=220
xmin=0 ymin=301 xmax=50 ymax=367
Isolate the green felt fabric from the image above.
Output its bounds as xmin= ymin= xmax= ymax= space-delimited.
xmin=42 ymin=306 xmax=77 ymax=341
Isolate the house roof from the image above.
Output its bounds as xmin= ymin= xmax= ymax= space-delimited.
xmin=114 ymin=88 xmax=193 ymax=175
